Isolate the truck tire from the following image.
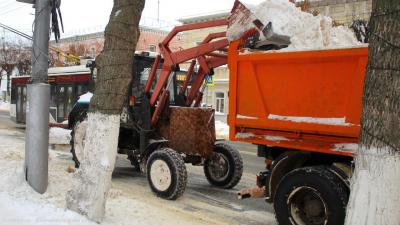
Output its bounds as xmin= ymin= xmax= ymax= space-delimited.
xmin=147 ymin=148 xmax=187 ymax=200
xmin=203 ymin=143 xmax=243 ymax=189
xmin=273 ymin=166 xmax=349 ymax=225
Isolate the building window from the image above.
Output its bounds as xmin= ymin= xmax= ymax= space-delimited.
xmin=215 ymin=92 xmax=225 ymax=114
xmin=149 ymin=45 xmax=156 ymax=52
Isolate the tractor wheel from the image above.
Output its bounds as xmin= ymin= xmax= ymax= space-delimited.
xmin=147 ymin=148 xmax=187 ymax=200
xmin=203 ymin=143 xmax=243 ymax=189
xmin=273 ymin=166 xmax=349 ymax=225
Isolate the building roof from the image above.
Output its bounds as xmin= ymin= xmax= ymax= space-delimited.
xmin=50 ymin=25 xmax=174 ymax=45
xmin=178 ymin=11 xmax=230 ymax=24
xmin=48 ymin=65 xmax=91 ymax=75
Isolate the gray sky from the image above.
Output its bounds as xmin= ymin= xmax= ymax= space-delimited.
xmin=0 ymin=0 xmax=265 ymax=38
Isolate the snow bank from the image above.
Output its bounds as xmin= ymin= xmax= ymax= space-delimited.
xmin=268 ymin=114 xmax=353 ymax=126
xmin=49 ymin=127 xmax=71 ymax=145
xmin=228 ymin=0 xmax=360 ymax=50
xmin=0 ymin=129 xmax=217 ymax=225
xmin=0 ymin=101 xmax=10 ymax=112
xmin=0 ymin=192 xmax=96 ymax=225
xmin=215 ymin=120 xmax=229 ymax=139
xmin=333 ymin=143 xmax=358 ymax=153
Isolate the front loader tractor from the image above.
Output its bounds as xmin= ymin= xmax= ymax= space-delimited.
xmin=68 ymin=20 xmax=243 ymax=200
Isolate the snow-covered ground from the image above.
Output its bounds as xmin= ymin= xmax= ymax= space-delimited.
xmin=0 ymin=101 xmax=9 ymax=112
xmin=0 ymin=129 xmax=228 ymax=225
xmin=0 ymin=124 xmax=275 ymax=225
xmin=49 ymin=127 xmax=72 ymax=145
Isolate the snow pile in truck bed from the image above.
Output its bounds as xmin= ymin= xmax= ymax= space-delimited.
xmin=228 ymin=0 xmax=360 ymax=50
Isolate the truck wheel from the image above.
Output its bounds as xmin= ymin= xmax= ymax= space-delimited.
xmin=203 ymin=143 xmax=243 ymax=189
xmin=273 ymin=166 xmax=349 ymax=225
xmin=147 ymin=148 xmax=187 ymax=200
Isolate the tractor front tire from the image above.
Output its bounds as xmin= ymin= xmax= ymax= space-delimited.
xmin=147 ymin=148 xmax=187 ymax=200
xmin=204 ymin=143 xmax=243 ymax=189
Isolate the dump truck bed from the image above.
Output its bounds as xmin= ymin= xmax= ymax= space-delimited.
xmin=227 ymin=41 xmax=368 ymax=156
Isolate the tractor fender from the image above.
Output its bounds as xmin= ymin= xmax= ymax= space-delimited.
xmin=142 ymin=139 xmax=168 ymax=158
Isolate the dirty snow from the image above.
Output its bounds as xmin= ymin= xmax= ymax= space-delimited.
xmin=215 ymin=120 xmax=230 ymax=139
xmin=0 ymin=124 xmax=276 ymax=225
xmin=264 ymin=135 xmax=289 ymax=142
xmin=235 ymin=132 xmax=289 ymax=142
xmin=237 ymin=114 xmax=258 ymax=119
xmin=268 ymin=114 xmax=353 ymax=126
xmin=235 ymin=132 xmax=255 ymax=139
xmin=333 ymin=143 xmax=358 ymax=153
xmin=0 ymin=101 xmax=9 ymax=112
xmin=228 ymin=0 xmax=360 ymax=50
xmin=49 ymin=127 xmax=71 ymax=145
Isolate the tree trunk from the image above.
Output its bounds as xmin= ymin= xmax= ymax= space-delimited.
xmin=345 ymin=1 xmax=400 ymax=225
xmin=66 ymin=0 xmax=145 ymax=222
xmin=6 ymin=72 xmax=10 ymax=96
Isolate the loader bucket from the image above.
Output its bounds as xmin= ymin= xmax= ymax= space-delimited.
xmin=158 ymin=107 xmax=216 ymax=158
xmin=228 ymin=0 xmax=290 ymax=47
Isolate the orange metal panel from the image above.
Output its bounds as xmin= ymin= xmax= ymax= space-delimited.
xmin=228 ymin=40 xmax=368 ymax=156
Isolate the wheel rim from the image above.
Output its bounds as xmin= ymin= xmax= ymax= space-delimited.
xmin=207 ymin=152 xmax=230 ymax=182
xmin=150 ymin=159 xmax=172 ymax=192
xmin=287 ymin=186 xmax=328 ymax=225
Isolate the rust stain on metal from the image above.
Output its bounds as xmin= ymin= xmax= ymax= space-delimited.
xmin=158 ymin=107 xmax=216 ymax=158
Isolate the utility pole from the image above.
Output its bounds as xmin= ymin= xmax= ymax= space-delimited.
xmin=19 ymin=0 xmax=51 ymax=194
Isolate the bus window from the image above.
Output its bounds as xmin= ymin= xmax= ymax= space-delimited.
xmin=66 ymin=86 xmax=73 ymax=119
xmin=50 ymin=86 xmax=57 ymax=108
xmin=58 ymin=86 xmax=65 ymax=120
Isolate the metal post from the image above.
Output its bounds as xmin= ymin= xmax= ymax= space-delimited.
xmin=24 ymin=0 xmax=51 ymax=194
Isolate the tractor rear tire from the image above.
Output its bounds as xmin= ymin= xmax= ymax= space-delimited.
xmin=273 ymin=166 xmax=349 ymax=225
xmin=204 ymin=143 xmax=243 ymax=189
xmin=147 ymin=148 xmax=187 ymax=200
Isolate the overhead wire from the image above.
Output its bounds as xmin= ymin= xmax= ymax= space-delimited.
xmin=0 ymin=5 xmax=28 ymax=17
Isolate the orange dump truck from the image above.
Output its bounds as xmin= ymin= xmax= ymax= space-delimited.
xmin=229 ymin=40 xmax=368 ymax=225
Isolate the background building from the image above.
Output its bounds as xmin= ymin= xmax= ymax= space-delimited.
xmin=307 ymin=0 xmax=372 ymax=25
xmin=178 ymin=11 xmax=230 ymax=122
xmin=49 ymin=26 xmax=182 ymax=66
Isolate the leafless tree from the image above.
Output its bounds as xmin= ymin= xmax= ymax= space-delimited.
xmin=345 ymin=1 xmax=400 ymax=225
xmin=0 ymin=38 xmax=31 ymax=96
